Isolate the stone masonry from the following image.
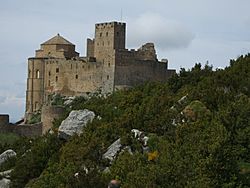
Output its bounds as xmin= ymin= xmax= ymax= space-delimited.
xmin=25 ymin=21 xmax=176 ymax=117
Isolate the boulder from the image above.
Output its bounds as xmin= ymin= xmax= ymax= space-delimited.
xmin=0 ymin=150 xmax=16 ymax=166
xmin=58 ymin=109 xmax=95 ymax=140
xmin=0 ymin=169 xmax=13 ymax=178
xmin=103 ymin=139 xmax=122 ymax=162
xmin=0 ymin=178 xmax=11 ymax=188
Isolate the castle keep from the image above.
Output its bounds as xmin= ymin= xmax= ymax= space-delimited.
xmin=26 ymin=21 xmax=176 ymax=116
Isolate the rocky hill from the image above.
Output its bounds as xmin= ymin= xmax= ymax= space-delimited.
xmin=0 ymin=54 xmax=250 ymax=187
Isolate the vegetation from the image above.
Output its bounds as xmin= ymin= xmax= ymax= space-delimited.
xmin=0 ymin=133 xmax=20 ymax=145
xmin=1 ymin=54 xmax=250 ymax=187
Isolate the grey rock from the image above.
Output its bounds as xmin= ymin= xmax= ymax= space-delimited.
xmin=0 ymin=150 xmax=16 ymax=166
xmin=0 ymin=178 xmax=11 ymax=188
xmin=58 ymin=109 xmax=95 ymax=140
xmin=0 ymin=169 xmax=13 ymax=178
xmin=63 ymin=96 xmax=76 ymax=105
xmin=103 ymin=139 xmax=122 ymax=162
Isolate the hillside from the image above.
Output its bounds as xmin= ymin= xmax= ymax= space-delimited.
xmin=1 ymin=54 xmax=250 ymax=187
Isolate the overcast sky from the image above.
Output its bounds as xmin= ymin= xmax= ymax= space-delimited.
xmin=0 ymin=0 xmax=250 ymax=122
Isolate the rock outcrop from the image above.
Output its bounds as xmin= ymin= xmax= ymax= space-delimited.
xmin=58 ymin=109 xmax=95 ymax=140
xmin=0 ymin=178 xmax=11 ymax=188
xmin=0 ymin=150 xmax=16 ymax=166
xmin=0 ymin=169 xmax=13 ymax=178
xmin=103 ymin=139 xmax=122 ymax=162
xmin=103 ymin=129 xmax=150 ymax=163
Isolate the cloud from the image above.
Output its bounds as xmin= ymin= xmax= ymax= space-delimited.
xmin=127 ymin=13 xmax=195 ymax=50
xmin=0 ymin=96 xmax=6 ymax=104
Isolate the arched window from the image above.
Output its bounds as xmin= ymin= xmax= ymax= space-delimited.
xmin=36 ymin=70 xmax=40 ymax=78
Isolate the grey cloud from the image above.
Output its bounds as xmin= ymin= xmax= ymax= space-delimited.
xmin=127 ymin=13 xmax=195 ymax=50
xmin=0 ymin=96 xmax=7 ymax=104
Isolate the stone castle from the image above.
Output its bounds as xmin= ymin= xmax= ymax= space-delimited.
xmin=26 ymin=21 xmax=175 ymax=116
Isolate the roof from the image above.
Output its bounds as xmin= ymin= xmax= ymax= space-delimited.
xmin=41 ymin=34 xmax=74 ymax=45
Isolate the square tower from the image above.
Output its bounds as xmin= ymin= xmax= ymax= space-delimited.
xmin=94 ymin=22 xmax=126 ymax=62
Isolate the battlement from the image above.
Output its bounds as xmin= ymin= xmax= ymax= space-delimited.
xmin=95 ymin=21 xmax=126 ymax=28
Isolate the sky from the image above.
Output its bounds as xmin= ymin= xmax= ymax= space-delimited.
xmin=0 ymin=0 xmax=250 ymax=122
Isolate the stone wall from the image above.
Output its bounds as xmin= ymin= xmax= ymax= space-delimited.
xmin=114 ymin=49 xmax=175 ymax=88
xmin=41 ymin=105 xmax=65 ymax=134
xmin=43 ymin=59 xmax=105 ymax=97
xmin=0 ymin=115 xmax=9 ymax=126
xmin=0 ymin=122 xmax=42 ymax=137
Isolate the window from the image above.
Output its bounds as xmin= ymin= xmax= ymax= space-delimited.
xmin=71 ymin=64 xmax=72 ymax=69
xmin=75 ymin=75 xmax=78 ymax=79
xmin=102 ymin=41 xmax=104 ymax=46
xmin=108 ymin=63 xmax=111 ymax=67
xmin=56 ymin=76 xmax=58 ymax=82
xmin=35 ymin=102 xmax=39 ymax=111
xmin=36 ymin=70 xmax=40 ymax=78
xmin=106 ymin=32 xmax=108 ymax=36
xmin=100 ymin=32 xmax=102 ymax=37
xmin=48 ymin=71 xmax=51 ymax=76
xmin=48 ymin=80 xmax=50 ymax=86
xmin=117 ymin=32 xmax=119 ymax=36
xmin=107 ymin=75 xmax=109 ymax=80
xmin=56 ymin=68 xmax=59 ymax=73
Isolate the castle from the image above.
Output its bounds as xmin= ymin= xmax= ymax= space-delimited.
xmin=25 ymin=21 xmax=175 ymax=118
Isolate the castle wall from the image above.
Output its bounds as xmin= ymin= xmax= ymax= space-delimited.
xmin=114 ymin=50 xmax=175 ymax=89
xmin=41 ymin=105 xmax=65 ymax=134
xmin=26 ymin=58 xmax=46 ymax=114
xmin=43 ymin=58 xmax=111 ymax=97
xmin=0 ymin=114 xmax=42 ymax=137
xmin=0 ymin=115 xmax=9 ymax=126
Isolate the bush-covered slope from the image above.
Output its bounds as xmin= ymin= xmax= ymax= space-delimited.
xmin=1 ymin=54 xmax=250 ymax=187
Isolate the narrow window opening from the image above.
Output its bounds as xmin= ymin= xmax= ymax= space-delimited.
xmin=48 ymin=71 xmax=51 ymax=76
xmin=106 ymin=32 xmax=108 ymax=36
xmin=75 ymin=75 xmax=78 ymax=79
xmin=100 ymin=32 xmax=102 ymax=37
xmin=36 ymin=70 xmax=40 ymax=79
xmin=56 ymin=68 xmax=59 ymax=73
xmin=107 ymin=75 xmax=109 ymax=80
xmin=56 ymin=76 xmax=58 ymax=82
xmin=48 ymin=80 xmax=50 ymax=86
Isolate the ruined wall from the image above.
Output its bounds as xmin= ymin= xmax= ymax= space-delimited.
xmin=114 ymin=50 xmax=175 ymax=89
xmin=0 ymin=124 xmax=42 ymax=137
xmin=13 ymin=123 xmax=42 ymax=137
xmin=41 ymin=105 xmax=65 ymax=134
xmin=0 ymin=115 xmax=9 ymax=126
